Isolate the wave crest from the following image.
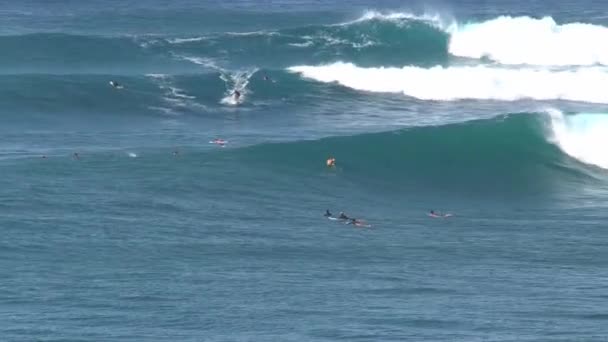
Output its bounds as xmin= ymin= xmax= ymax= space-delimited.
xmin=449 ymin=16 xmax=608 ymax=66
xmin=546 ymin=108 xmax=608 ymax=169
xmin=289 ymin=62 xmax=608 ymax=103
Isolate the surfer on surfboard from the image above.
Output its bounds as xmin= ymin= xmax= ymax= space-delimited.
xmin=346 ymin=218 xmax=371 ymax=227
xmin=210 ymin=138 xmax=227 ymax=147
xmin=428 ymin=210 xmax=452 ymax=218
xmin=109 ymin=81 xmax=123 ymax=89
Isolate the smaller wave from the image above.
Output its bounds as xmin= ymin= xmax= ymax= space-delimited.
xmin=288 ymin=62 xmax=608 ymax=103
xmin=545 ymin=108 xmax=608 ymax=169
xmin=449 ymin=16 xmax=608 ymax=66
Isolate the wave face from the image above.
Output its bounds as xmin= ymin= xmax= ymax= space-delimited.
xmin=0 ymin=13 xmax=449 ymax=73
xmin=232 ymin=111 xmax=605 ymax=196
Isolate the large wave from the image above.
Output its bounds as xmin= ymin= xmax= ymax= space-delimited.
xmin=288 ymin=62 xmax=608 ymax=103
xmin=545 ymin=108 xmax=608 ymax=169
xmin=449 ymin=16 xmax=608 ymax=66
xmin=5 ymin=12 xmax=608 ymax=74
xmin=229 ymin=112 xmax=605 ymax=197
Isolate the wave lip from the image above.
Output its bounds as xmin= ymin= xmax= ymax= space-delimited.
xmin=288 ymin=62 xmax=608 ymax=103
xmin=546 ymin=108 xmax=608 ymax=169
xmin=449 ymin=16 xmax=608 ymax=66
xmin=341 ymin=10 xmax=450 ymax=29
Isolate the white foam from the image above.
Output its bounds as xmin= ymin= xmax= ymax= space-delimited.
xmin=449 ymin=16 xmax=608 ymax=66
xmin=288 ymin=62 xmax=608 ymax=103
xmin=545 ymin=108 xmax=608 ymax=169
xmin=167 ymin=37 xmax=205 ymax=44
xmin=175 ymin=55 xmax=220 ymax=70
xmin=169 ymin=87 xmax=195 ymax=99
xmin=342 ymin=10 xmax=449 ymax=29
xmin=225 ymin=31 xmax=278 ymax=37
xmin=127 ymin=152 xmax=138 ymax=158
xmin=145 ymin=73 xmax=167 ymax=79
xmin=288 ymin=41 xmax=314 ymax=48
xmin=147 ymin=74 xmax=199 ymax=109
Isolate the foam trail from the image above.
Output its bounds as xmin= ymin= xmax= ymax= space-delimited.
xmin=146 ymin=74 xmax=200 ymax=110
xmin=546 ymin=108 xmax=608 ymax=169
xmin=175 ymin=55 xmax=220 ymax=70
xmin=219 ymin=69 xmax=258 ymax=106
xmin=289 ymin=62 xmax=608 ymax=103
xmin=449 ymin=16 xmax=608 ymax=66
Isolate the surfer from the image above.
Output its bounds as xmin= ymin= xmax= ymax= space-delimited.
xmin=429 ymin=210 xmax=451 ymax=218
xmin=172 ymin=150 xmax=179 ymax=157
xmin=72 ymin=152 xmax=80 ymax=160
xmin=347 ymin=218 xmax=369 ymax=227
xmin=326 ymin=157 xmax=336 ymax=168
xmin=233 ymin=90 xmax=241 ymax=102
xmin=339 ymin=212 xmax=349 ymax=220
xmin=109 ymin=81 xmax=123 ymax=89
xmin=211 ymin=138 xmax=227 ymax=146
xmin=324 ymin=209 xmax=332 ymax=217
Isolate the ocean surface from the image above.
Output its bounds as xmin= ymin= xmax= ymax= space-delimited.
xmin=2 ymin=0 xmax=608 ymax=340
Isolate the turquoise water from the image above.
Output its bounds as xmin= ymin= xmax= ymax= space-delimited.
xmin=2 ymin=1 xmax=608 ymax=340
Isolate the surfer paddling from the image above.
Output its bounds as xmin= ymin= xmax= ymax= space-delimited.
xmin=346 ymin=218 xmax=371 ymax=227
xmin=428 ymin=210 xmax=452 ymax=218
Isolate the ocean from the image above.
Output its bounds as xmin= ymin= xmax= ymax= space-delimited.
xmin=2 ymin=0 xmax=608 ymax=340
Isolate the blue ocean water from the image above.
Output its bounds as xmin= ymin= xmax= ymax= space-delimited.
xmin=2 ymin=1 xmax=608 ymax=340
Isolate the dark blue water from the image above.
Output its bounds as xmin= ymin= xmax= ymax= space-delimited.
xmin=2 ymin=1 xmax=608 ymax=341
